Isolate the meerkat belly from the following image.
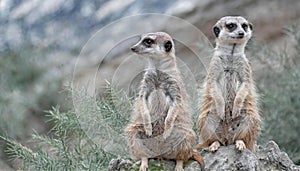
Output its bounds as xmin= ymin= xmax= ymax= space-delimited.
xmin=222 ymin=70 xmax=240 ymax=118
xmin=218 ymin=69 xmax=241 ymax=145
xmin=147 ymin=89 xmax=169 ymax=120
xmin=136 ymin=87 xmax=169 ymax=138
xmin=146 ymin=74 xmax=173 ymax=132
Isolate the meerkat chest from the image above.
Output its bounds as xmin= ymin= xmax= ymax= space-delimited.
xmin=218 ymin=55 xmax=245 ymax=92
xmin=143 ymin=69 xmax=179 ymax=102
xmin=142 ymin=69 xmax=180 ymax=122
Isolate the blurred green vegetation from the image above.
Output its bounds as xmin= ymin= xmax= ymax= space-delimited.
xmin=0 ymin=84 xmax=132 ymax=170
xmin=1 ymin=106 xmax=114 ymax=170
xmin=254 ymin=23 xmax=300 ymax=164
xmin=0 ymin=45 xmax=66 ymax=169
xmin=0 ymin=45 xmax=63 ymax=138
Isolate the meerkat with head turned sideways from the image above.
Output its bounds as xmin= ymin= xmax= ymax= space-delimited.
xmin=196 ymin=16 xmax=261 ymax=152
xmin=125 ymin=32 xmax=204 ymax=171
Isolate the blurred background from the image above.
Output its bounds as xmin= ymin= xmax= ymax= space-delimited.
xmin=0 ymin=0 xmax=299 ymax=169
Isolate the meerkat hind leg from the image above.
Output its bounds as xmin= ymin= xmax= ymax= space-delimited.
xmin=174 ymin=160 xmax=184 ymax=171
xmin=139 ymin=158 xmax=148 ymax=171
xmin=235 ymin=140 xmax=246 ymax=151
xmin=209 ymin=141 xmax=221 ymax=152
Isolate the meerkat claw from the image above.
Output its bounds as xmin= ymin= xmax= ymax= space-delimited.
xmin=163 ymin=129 xmax=171 ymax=139
xmin=231 ymin=107 xmax=240 ymax=120
xmin=145 ymin=129 xmax=152 ymax=137
xmin=220 ymin=115 xmax=226 ymax=122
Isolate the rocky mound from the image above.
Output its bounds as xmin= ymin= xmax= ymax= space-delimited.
xmin=108 ymin=141 xmax=300 ymax=171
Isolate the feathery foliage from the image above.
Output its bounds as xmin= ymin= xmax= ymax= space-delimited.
xmin=1 ymin=83 xmax=133 ymax=170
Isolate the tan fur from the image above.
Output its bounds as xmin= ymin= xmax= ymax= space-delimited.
xmin=125 ymin=32 xmax=204 ymax=170
xmin=196 ymin=16 xmax=261 ymax=152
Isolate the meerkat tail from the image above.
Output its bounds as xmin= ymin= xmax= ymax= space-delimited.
xmin=192 ymin=150 xmax=205 ymax=170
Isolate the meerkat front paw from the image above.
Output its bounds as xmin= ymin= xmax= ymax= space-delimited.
xmin=163 ymin=115 xmax=175 ymax=139
xmin=209 ymin=141 xmax=221 ymax=152
xmin=217 ymin=107 xmax=226 ymax=122
xmin=163 ymin=121 xmax=173 ymax=139
xmin=236 ymin=140 xmax=246 ymax=151
xmin=144 ymin=124 xmax=152 ymax=137
xmin=163 ymin=127 xmax=172 ymax=139
xmin=232 ymin=105 xmax=241 ymax=120
xmin=219 ymin=114 xmax=226 ymax=122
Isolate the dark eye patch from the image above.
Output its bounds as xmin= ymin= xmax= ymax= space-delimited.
xmin=225 ymin=23 xmax=237 ymax=31
xmin=143 ymin=38 xmax=154 ymax=47
xmin=213 ymin=26 xmax=220 ymax=37
xmin=242 ymin=23 xmax=248 ymax=31
xmin=164 ymin=41 xmax=172 ymax=52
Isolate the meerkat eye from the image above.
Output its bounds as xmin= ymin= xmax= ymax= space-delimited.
xmin=143 ymin=38 xmax=154 ymax=47
xmin=226 ymin=23 xmax=237 ymax=31
xmin=242 ymin=23 xmax=248 ymax=31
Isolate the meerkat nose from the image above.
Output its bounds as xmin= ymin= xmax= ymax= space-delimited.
xmin=238 ymin=31 xmax=244 ymax=36
xmin=131 ymin=46 xmax=137 ymax=52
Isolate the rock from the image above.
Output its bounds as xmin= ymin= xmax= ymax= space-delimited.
xmin=202 ymin=144 xmax=259 ymax=171
xmin=108 ymin=141 xmax=300 ymax=171
xmin=256 ymin=141 xmax=298 ymax=171
xmin=108 ymin=157 xmax=133 ymax=171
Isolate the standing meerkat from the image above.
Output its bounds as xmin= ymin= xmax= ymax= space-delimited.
xmin=196 ymin=16 xmax=261 ymax=152
xmin=125 ymin=32 xmax=204 ymax=171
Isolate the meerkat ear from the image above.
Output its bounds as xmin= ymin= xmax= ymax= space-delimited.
xmin=164 ymin=41 xmax=172 ymax=52
xmin=249 ymin=23 xmax=253 ymax=31
xmin=213 ymin=25 xmax=221 ymax=37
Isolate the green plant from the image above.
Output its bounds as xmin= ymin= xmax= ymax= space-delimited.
xmin=1 ymin=83 xmax=133 ymax=170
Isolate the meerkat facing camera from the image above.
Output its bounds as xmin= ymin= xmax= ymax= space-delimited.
xmin=125 ymin=32 xmax=204 ymax=171
xmin=196 ymin=16 xmax=261 ymax=152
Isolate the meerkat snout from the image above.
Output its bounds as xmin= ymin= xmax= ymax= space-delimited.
xmin=130 ymin=46 xmax=138 ymax=52
xmin=237 ymin=31 xmax=244 ymax=38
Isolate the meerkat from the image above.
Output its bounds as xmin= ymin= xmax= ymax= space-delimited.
xmin=125 ymin=32 xmax=204 ymax=171
xmin=196 ymin=16 xmax=261 ymax=152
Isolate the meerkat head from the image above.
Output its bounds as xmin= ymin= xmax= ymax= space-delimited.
xmin=131 ymin=32 xmax=175 ymax=59
xmin=213 ymin=16 xmax=253 ymax=46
